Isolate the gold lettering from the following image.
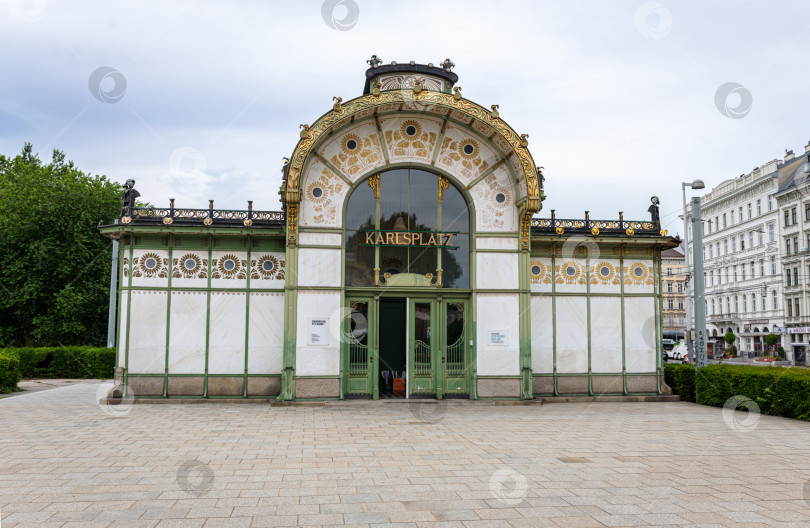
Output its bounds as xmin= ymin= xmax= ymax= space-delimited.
xmin=444 ymin=233 xmax=454 ymax=246
xmin=395 ymin=232 xmax=403 ymax=245
xmin=428 ymin=234 xmax=437 ymax=246
xmin=365 ymin=232 xmax=373 ymax=245
xmin=375 ymin=232 xmax=384 ymax=245
xmin=417 ymin=233 xmax=425 ymax=245
xmin=403 ymin=233 xmax=412 ymax=245
xmin=386 ymin=232 xmax=394 ymax=245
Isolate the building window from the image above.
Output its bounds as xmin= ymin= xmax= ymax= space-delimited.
xmin=769 ymin=223 xmax=775 ymax=242
xmin=678 ymin=315 xmax=684 ymax=326
xmin=667 ymin=298 xmax=674 ymax=310
xmin=732 ymin=238 xmax=737 ymax=252
xmin=795 ymin=267 xmax=799 ymax=286
xmin=731 ymin=210 xmax=735 ymax=224
xmin=795 ymin=237 xmax=800 ymax=254
xmin=796 ymin=298 xmax=801 ymax=317
xmin=757 ymin=199 xmax=761 ymax=215
xmin=678 ymin=298 xmax=684 ymax=310
xmin=724 ymin=239 xmax=728 ymax=254
xmin=788 ymin=300 xmax=793 ymax=317
xmin=749 ymin=231 xmax=754 ymax=248
xmin=736 ymin=295 xmax=740 ymax=312
xmin=677 ymin=282 xmax=683 ymax=293
xmin=750 ymin=261 xmax=755 ymax=279
xmin=677 ymin=267 xmax=683 ymax=276
xmin=726 ymin=297 xmax=731 ymax=314
xmin=773 ymin=290 xmax=778 ymax=310
xmin=667 ymin=282 xmax=673 ymax=293
xmin=748 ymin=203 xmax=752 ymax=219
xmin=708 ymin=219 xmax=712 ymax=233
xmin=787 ymin=269 xmax=792 ymax=287
xmin=711 ymin=299 xmax=716 ymax=315
xmin=785 ymin=210 xmax=791 ymax=227
xmin=752 ymin=293 xmax=757 ymax=312
xmin=758 ymin=230 xmax=763 ymax=245
xmin=768 ymin=195 xmax=773 ymax=211
xmin=733 ymin=265 xmax=738 ymax=282
xmin=666 ymin=267 xmax=673 ymax=276
xmin=787 ymin=240 xmax=792 ymax=256
xmin=806 ymin=203 xmax=810 ymax=222
xmin=739 ymin=206 xmax=743 ymax=222
xmin=771 ymin=255 xmax=776 ymax=275
xmin=709 ymin=245 xmax=714 ymax=259
xmin=759 ymin=259 xmax=764 ymax=277
xmin=740 ymin=234 xmax=745 ymax=251
xmin=743 ymin=294 xmax=748 ymax=313
xmin=792 ymin=207 xmax=797 ymax=225
xmin=741 ymin=266 xmax=746 ymax=281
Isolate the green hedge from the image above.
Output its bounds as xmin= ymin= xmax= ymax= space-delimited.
xmin=0 ymin=349 xmax=22 ymax=393
xmin=664 ymin=363 xmax=810 ymax=421
xmin=1 ymin=347 xmax=115 ymax=382
xmin=663 ymin=363 xmax=696 ymax=403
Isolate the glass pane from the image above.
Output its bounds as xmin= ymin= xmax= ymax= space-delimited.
xmin=446 ymin=303 xmax=465 ymax=376
xmin=346 ymin=302 xmax=369 ymax=376
xmin=345 ymin=230 xmax=375 ymax=286
xmin=414 ymin=302 xmax=431 ymax=376
xmin=408 ymin=170 xmax=438 ymax=231
xmin=344 ymin=181 xmax=376 ymax=231
xmin=442 ymin=234 xmax=469 ymax=289
xmin=442 ymin=182 xmax=470 ymax=233
xmin=379 ymin=168 xmax=409 ymax=225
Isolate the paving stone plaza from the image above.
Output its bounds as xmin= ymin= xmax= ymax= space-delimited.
xmin=2 ymin=383 xmax=810 ymax=527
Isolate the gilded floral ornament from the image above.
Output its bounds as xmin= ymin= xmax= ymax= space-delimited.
xmin=490 ymin=104 xmax=499 ymax=118
xmin=283 ymin=89 xmax=542 ymax=213
xmin=591 ymin=227 xmax=600 ymax=236
xmin=555 ymin=227 xmax=564 ymax=235
xmin=626 ymin=227 xmax=635 ymax=236
xmin=453 ymin=86 xmax=462 ymax=100
xmin=299 ymin=124 xmax=310 ymax=139
xmin=332 ymin=96 xmax=343 ymax=112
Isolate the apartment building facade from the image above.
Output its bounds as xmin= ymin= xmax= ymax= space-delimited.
xmin=687 ymin=159 xmax=788 ymax=357
xmin=773 ymin=145 xmax=810 ymax=366
xmin=661 ymin=248 xmax=685 ymax=343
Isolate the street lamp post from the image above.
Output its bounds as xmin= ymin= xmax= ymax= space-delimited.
xmin=681 ymin=179 xmax=705 ymax=361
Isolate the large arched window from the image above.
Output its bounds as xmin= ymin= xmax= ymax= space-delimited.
xmin=345 ymin=168 xmax=470 ymax=288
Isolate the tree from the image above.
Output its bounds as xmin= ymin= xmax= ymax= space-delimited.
xmin=724 ymin=331 xmax=736 ymax=353
xmin=764 ymin=333 xmax=780 ymax=355
xmin=0 ymin=144 xmax=122 ymax=347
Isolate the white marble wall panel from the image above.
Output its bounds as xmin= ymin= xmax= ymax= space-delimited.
xmin=530 ymin=296 xmax=553 ymax=373
xmin=318 ymin=122 xmax=385 ymax=181
xmin=476 ymin=237 xmax=518 ymax=250
xmin=476 ymin=252 xmax=519 ymax=290
xmin=555 ymin=296 xmax=588 ymax=373
xmin=118 ymin=293 xmax=128 ymax=368
xmin=249 ymin=252 xmax=286 ymax=284
xmin=300 ymin=159 xmax=350 ymax=228
xmin=168 ymin=291 xmax=207 ymax=373
xmin=589 ymin=259 xmax=622 ymax=294
xmin=625 ymin=297 xmax=657 ymax=372
xmin=590 ymin=297 xmax=623 ymax=373
xmin=171 ymin=250 xmax=209 ymax=288
xmin=623 ymin=260 xmax=656 ymax=294
xmin=476 ymin=293 xmax=520 ymax=376
xmin=298 ymin=248 xmax=341 ymax=287
xmin=127 ymin=291 xmax=166 ymax=373
xmin=471 ymin=166 xmax=517 ymax=232
xmin=299 ymin=232 xmax=343 ymax=247
xmin=208 ymin=292 xmax=246 ymax=374
xmin=295 ymin=291 xmax=341 ymax=376
xmin=129 ymin=249 xmax=169 ymax=288
xmin=555 ymin=259 xmax=588 ymax=294
xmin=209 ymin=251 xmax=248 ymax=289
xmin=378 ymin=114 xmax=443 ymax=165
xmin=529 ymin=258 xmax=553 ymax=293
xmin=248 ymin=292 xmax=284 ymax=374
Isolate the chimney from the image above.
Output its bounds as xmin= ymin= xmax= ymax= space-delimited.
xmin=785 ymin=149 xmax=795 ymax=162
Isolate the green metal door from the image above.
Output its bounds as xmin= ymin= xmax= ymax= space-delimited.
xmin=442 ymin=300 xmax=469 ymax=396
xmin=408 ymin=298 xmax=438 ymax=396
xmin=344 ymin=299 xmax=374 ymax=395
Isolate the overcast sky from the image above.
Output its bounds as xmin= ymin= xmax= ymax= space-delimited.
xmin=2 ymin=0 xmax=809 ymax=235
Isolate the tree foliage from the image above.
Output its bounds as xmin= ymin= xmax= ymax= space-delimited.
xmin=0 ymin=144 xmax=121 ymax=347
xmin=723 ymin=331 xmax=736 ymax=346
xmin=764 ymin=333 xmax=780 ymax=347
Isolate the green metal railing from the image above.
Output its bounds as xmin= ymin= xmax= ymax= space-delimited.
xmin=414 ymin=340 xmax=431 ymax=376
xmin=348 ymin=337 xmax=368 ymax=377
xmin=446 ymin=336 xmax=464 ymax=377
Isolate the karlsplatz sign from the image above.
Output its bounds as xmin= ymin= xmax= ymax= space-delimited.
xmin=359 ymin=230 xmax=459 ymax=248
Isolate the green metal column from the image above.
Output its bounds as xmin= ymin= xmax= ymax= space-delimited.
xmin=279 ymin=243 xmax=297 ymax=401
xmin=518 ymin=250 xmax=532 ymax=400
xmin=163 ymin=236 xmax=174 ymax=398
xmin=551 ymin=244 xmax=558 ymax=396
xmin=619 ymin=245 xmax=628 ymax=395
xmin=585 ymin=244 xmax=593 ymax=396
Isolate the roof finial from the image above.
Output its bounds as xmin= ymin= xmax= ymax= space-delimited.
xmin=440 ymin=58 xmax=455 ymax=71
xmin=367 ymin=54 xmax=382 ymax=68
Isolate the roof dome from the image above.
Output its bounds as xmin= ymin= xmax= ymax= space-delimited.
xmin=363 ymin=55 xmax=458 ymax=94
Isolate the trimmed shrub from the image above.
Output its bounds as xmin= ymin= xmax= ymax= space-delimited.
xmin=665 ymin=363 xmax=810 ymax=421
xmin=0 ymin=349 xmax=22 ymax=393
xmin=1 ymin=347 xmax=115 ymax=381
xmin=664 ymin=363 xmax=696 ymax=403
